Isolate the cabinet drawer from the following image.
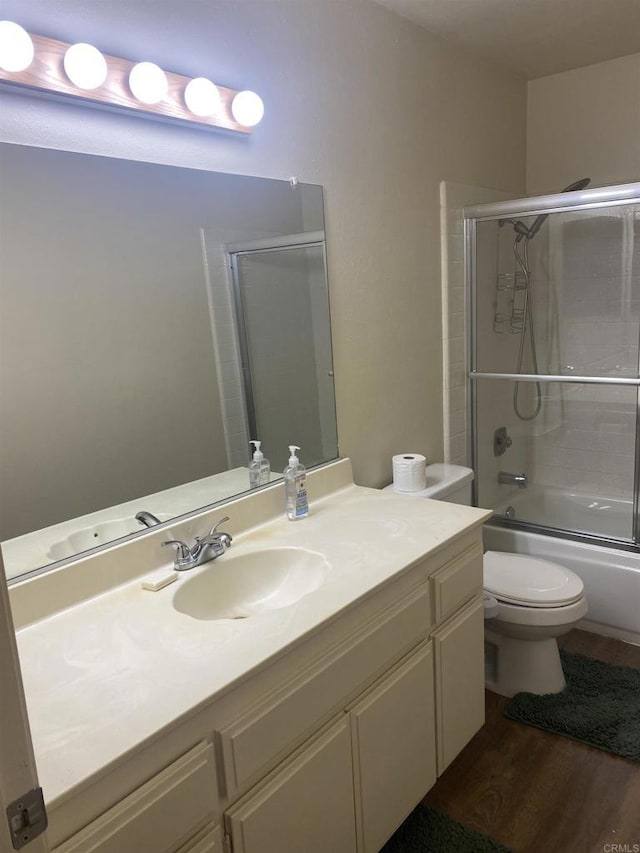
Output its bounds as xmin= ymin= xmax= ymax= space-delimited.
xmin=430 ymin=542 xmax=482 ymax=625
xmin=218 ymin=584 xmax=430 ymax=791
xmin=53 ymin=742 xmax=217 ymax=853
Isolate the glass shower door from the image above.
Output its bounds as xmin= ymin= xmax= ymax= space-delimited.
xmin=468 ymin=191 xmax=640 ymax=546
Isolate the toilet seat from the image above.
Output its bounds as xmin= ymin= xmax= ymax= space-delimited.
xmin=483 ymin=550 xmax=584 ymax=608
xmin=489 ymin=593 xmax=588 ymax=627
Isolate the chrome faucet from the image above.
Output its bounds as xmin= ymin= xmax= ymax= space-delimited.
xmin=498 ymin=471 xmax=528 ymax=489
xmin=136 ymin=510 xmax=162 ymax=528
xmin=161 ymin=516 xmax=233 ymax=571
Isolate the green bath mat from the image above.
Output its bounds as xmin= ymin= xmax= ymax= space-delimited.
xmin=504 ymin=649 xmax=640 ymax=762
xmin=381 ymin=804 xmax=513 ymax=853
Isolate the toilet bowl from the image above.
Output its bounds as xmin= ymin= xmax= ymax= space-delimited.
xmin=482 ymin=549 xmax=587 ymax=696
xmin=384 ymin=464 xmax=588 ymax=697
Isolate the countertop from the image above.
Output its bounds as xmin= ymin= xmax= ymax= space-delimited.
xmin=14 ymin=474 xmax=490 ymax=809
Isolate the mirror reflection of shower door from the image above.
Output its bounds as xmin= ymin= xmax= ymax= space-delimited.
xmin=230 ymin=242 xmax=337 ymax=473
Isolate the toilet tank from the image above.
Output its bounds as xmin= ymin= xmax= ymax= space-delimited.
xmin=384 ymin=463 xmax=474 ymax=505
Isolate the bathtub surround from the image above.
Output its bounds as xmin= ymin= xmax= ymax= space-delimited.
xmin=466 ymin=183 xmax=640 ymax=646
xmin=504 ymin=649 xmax=640 ymax=762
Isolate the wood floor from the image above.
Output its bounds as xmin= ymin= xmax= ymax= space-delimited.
xmin=423 ymin=630 xmax=640 ymax=853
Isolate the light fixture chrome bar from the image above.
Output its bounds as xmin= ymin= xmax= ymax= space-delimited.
xmin=470 ymin=371 xmax=640 ymax=386
xmin=464 ymin=181 xmax=640 ymax=221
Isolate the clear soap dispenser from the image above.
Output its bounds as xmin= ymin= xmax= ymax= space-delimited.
xmin=284 ymin=445 xmax=309 ymax=520
xmin=249 ymin=440 xmax=271 ymax=488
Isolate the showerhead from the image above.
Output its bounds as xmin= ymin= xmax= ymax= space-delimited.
xmin=513 ymin=177 xmax=591 ymax=242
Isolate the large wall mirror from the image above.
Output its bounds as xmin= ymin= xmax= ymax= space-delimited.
xmin=0 ymin=144 xmax=338 ymax=582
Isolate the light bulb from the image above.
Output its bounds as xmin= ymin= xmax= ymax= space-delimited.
xmin=0 ymin=21 xmax=34 ymax=72
xmin=64 ymin=43 xmax=107 ymax=90
xmin=184 ymin=77 xmax=220 ymax=117
xmin=128 ymin=61 xmax=168 ymax=105
xmin=231 ymin=90 xmax=264 ymax=127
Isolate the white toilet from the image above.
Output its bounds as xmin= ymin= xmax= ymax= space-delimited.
xmin=384 ymin=463 xmax=588 ymax=697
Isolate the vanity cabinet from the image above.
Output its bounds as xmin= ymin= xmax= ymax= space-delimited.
xmin=224 ymin=718 xmax=357 ymax=853
xmin=52 ymin=742 xmax=218 ymax=853
xmin=45 ymin=525 xmax=486 ymax=853
xmin=429 ymin=539 xmax=485 ymax=774
xmin=224 ymin=641 xmax=436 ymax=853
xmin=349 ymin=641 xmax=436 ymax=853
xmin=432 ymin=597 xmax=485 ymax=773
xmin=177 ymin=825 xmax=226 ymax=852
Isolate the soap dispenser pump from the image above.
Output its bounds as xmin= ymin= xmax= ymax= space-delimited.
xmin=249 ymin=440 xmax=271 ymax=488
xmin=284 ymin=445 xmax=309 ymax=520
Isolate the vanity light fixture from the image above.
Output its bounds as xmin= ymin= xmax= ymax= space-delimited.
xmin=184 ymin=76 xmax=221 ymax=117
xmin=0 ymin=22 xmax=263 ymax=134
xmin=63 ymin=43 xmax=107 ymax=90
xmin=231 ymin=90 xmax=265 ymax=128
xmin=0 ymin=20 xmax=34 ymax=72
xmin=128 ymin=61 xmax=168 ymax=105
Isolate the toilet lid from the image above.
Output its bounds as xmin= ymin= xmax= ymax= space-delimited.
xmin=483 ymin=550 xmax=584 ymax=608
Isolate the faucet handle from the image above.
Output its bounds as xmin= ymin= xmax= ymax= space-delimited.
xmin=209 ymin=516 xmax=230 ymax=536
xmin=161 ymin=538 xmax=193 ymax=569
xmin=203 ymin=516 xmax=232 ymax=551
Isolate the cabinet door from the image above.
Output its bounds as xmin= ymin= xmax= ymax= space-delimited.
xmin=432 ymin=595 xmax=485 ymax=774
xmin=176 ymin=824 xmax=224 ymax=852
xmin=349 ymin=642 xmax=436 ymax=853
xmin=224 ymin=718 xmax=356 ymax=853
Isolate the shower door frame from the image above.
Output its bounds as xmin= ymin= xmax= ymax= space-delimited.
xmin=464 ymin=181 xmax=640 ymax=552
xmin=227 ymin=231 xmax=330 ymax=446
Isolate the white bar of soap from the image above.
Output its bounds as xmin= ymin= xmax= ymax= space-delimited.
xmin=141 ymin=569 xmax=179 ymax=591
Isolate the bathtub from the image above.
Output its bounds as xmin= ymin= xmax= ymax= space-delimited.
xmin=484 ymin=490 xmax=640 ymax=645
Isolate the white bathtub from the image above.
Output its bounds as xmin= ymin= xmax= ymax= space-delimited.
xmin=484 ymin=503 xmax=640 ymax=645
xmin=494 ymin=488 xmax=634 ymax=541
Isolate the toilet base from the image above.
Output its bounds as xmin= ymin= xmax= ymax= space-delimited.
xmin=484 ymin=628 xmax=566 ymax=698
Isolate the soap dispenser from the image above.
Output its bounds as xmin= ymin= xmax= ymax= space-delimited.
xmin=249 ymin=440 xmax=271 ymax=488
xmin=284 ymin=445 xmax=309 ymax=520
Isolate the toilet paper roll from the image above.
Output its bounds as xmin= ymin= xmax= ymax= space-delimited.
xmin=392 ymin=453 xmax=427 ymax=492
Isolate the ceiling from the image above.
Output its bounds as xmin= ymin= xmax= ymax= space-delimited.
xmin=374 ymin=0 xmax=640 ymax=79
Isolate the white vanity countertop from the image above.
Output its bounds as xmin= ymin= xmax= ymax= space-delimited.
xmin=15 ymin=476 xmax=490 ymax=809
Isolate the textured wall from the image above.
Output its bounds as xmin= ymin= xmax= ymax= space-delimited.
xmin=0 ymin=0 xmax=526 ymax=489
xmin=527 ymin=53 xmax=640 ymax=194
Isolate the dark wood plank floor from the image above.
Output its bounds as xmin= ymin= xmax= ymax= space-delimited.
xmin=423 ymin=630 xmax=640 ymax=853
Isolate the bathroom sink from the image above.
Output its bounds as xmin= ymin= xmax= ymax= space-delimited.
xmin=47 ymin=515 xmax=171 ymax=561
xmin=172 ymin=547 xmax=330 ymax=621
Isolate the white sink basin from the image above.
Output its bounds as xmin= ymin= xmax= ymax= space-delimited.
xmin=47 ymin=515 xmax=171 ymax=561
xmin=172 ymin=547 xmax=330 ymax=621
